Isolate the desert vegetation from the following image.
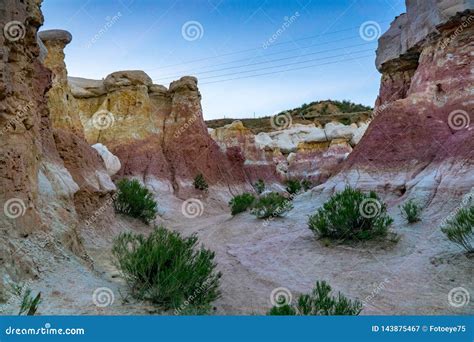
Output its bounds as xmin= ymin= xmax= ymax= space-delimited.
xmin=250 ymin=192 xmax=293 ymax=219
xmin=441 ymin=204 xmax=474 ymax=253
xmin=229 ymin=193 xmax=256 ymax=216
xmin=308 ymin=187 xmax=393 ymax=242
xmin=113 ymin=179 xmax=157 ymax=224
xmin=400 ymin=199 xmax=422 ymax=223
xmin=9 ymin=284 xmax=41 ymax=316
xmin=253 ymin=179 xmax=265 ymax=194
xmin=285 ymin=179 xmax=302 ymax=195
xmin=194 ymin=173 xmax=209 ymax=191
xmin=112 ymin=227 xmax=221 ymax=311
xmin=267 ymin=281 xmax=362 ymax=316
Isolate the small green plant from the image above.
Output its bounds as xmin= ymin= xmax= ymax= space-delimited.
xmin=441 ymin=205 xmax=473 ymax=253
xmin=308 ymin=187 xmax=393 ymax=242
xmin=400 ymin=199 xmax=421 ymax=223
xmin=194 ymin=173 xmax=208 ymax=191
xmin=251 ymin=192 xmax=293 ymax=219
xmin=112 ymin=226 xmax=221 ymax=310
xmin=229 ymin=193 xmax=256 ymax=216
xmin=9 ymin=283 xmax=41 ymax=316
xmin=267 ymin=281 xmax=362 ymax=316
xmin=114 ymin=179 xmax=157 ymax=224
xmin=253 ymin=179 xmax=265 ymax=195
xmin=285 ymin=179 xmax=302 ymax=195
xmin=301 ymin=179 xmax=313 ymax=191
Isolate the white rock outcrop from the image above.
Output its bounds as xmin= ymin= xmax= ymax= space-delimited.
xmin=92 ymin=143 xmax=122 ymax=176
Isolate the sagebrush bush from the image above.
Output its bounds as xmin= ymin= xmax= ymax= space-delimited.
xmin=400 ymin=199 xmax=421 ymax=223
xmin=112 ymin=227 xmax=222 ymax=309
xmin=308 ymin=187 xmax=393 ymax=241
xmin=301 ymin=179 xmax=313 ymax=192
xmin=253 ymin=179 xmax=265 ymax=195
xmin=229 ymin=193 xmax=256 ymax=216
xmin=267 ymin=281 xmax=362 ymax=316
xmin=114 ymin=179 xmax=157 ymax=224
xmin=194 ymin=173 xmax=208 ymax=191
xmin=250 ymin=192 xmax=293 ymax=219
xmin=441 ymin=205 xmax=473 ymax=253
xmin=285 ymin=179 xmax=302 ymax=195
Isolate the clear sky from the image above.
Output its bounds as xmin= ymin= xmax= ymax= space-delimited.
xmin=41 ymin=0 xmax=405 ymax=119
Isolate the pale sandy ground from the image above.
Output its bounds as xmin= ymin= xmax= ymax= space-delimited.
xmin=1 ymin=185 xmax=473 ymax=315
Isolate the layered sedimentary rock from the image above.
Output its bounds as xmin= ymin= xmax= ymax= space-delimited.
xmin=209 ymin=120 xmax=369 ymax=184
xmin=0 ymin=0 xmax=115 ymax=298
xmin=327 ymin=0 xmax=473 ymax=206
xmin=70 ymin=73 xmax=247 ymax=195
xmin=39 ymin=29 xmax=116 ymax=217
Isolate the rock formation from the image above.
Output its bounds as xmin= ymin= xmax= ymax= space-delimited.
xmin=324 ymin=1 xmax=473 ymax=208
xmin=0 ymin=0 xmax=115 ymax=298
xmin=209 ymin=120 xmax=369 ymax=184
xmin=70 ymin=72 xmax=248 ymax=196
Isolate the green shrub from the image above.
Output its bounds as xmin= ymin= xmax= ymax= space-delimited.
xmin=267 ymin=281 xmax=362 ymax=316
xmin=301 ymin=179 xmax=313 ymax=191
xmin=285 ymin=179 xmax=302 ymax=195
xmin=114 ymin=179 xmax=157 ymax=224
xmin=229 ymin=193 xmax=256 ymax=216
xmin=194 ymin=173 xmax=208 ymax=191
xmin=9 ymin=283 xmax=41 ymax=316
xmin=253 ymin=179 xmax=265 ymax=195
xmin=441 ymin=205 xmax=473 ymax=253
xmin=251 ymin=192 xmax=293 ymax=219
xmin=400 ymin=199 xmax=421 ymax=223
xmin=112 ymin=227 xmax=221 ymax=310
xmin=308 ymin=187 xmax=393 ymax=241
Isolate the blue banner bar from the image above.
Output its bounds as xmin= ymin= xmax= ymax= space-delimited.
xmin=0 ymin=316 xmax=472 ymax=341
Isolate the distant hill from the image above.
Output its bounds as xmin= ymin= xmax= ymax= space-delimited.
xmin=206 ymin=100 xmax=373 ymax=134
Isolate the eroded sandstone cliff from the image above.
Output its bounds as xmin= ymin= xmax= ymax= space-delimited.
xmin=324 ymin=1 xmax=473 ymax=209
xmin=0 ymin=0 xmax=115 ymax=299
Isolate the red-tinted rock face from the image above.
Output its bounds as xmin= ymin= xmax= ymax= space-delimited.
xmin=72 ymin=74 xmax=248 ymax=196
xmin=0 ymin=0 xmax=115 ymax=293
xmin=349 ymin=10 xmax=473 ymax=171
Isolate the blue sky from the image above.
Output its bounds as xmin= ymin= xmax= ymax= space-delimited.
xmin=41 ymin=0 xmax=405 ymax=119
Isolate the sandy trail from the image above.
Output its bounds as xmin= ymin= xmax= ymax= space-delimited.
xmin=3 ymin=187 xmax=472 ymax=315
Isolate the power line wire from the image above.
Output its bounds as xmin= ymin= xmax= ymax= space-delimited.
xmin=154 ymin=41 xmax=375 ymax=81
xmin=148 ymin=36 xmax=358 ymax=75
xmin=199 ymin=54 xmax=374 ymax=85
xmin=145 ymin=20 xmax=390 ymax=70
xmin=156 ymin=49 xmax=374 ymax=82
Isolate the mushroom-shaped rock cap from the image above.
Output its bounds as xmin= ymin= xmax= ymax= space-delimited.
xmin=104 ymin=70 xmax=153 ymax=91
xmin=38 ymin=29 xmax=73 ymax=44
xmin=169 ymin=76 xmax=198 ymax=93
